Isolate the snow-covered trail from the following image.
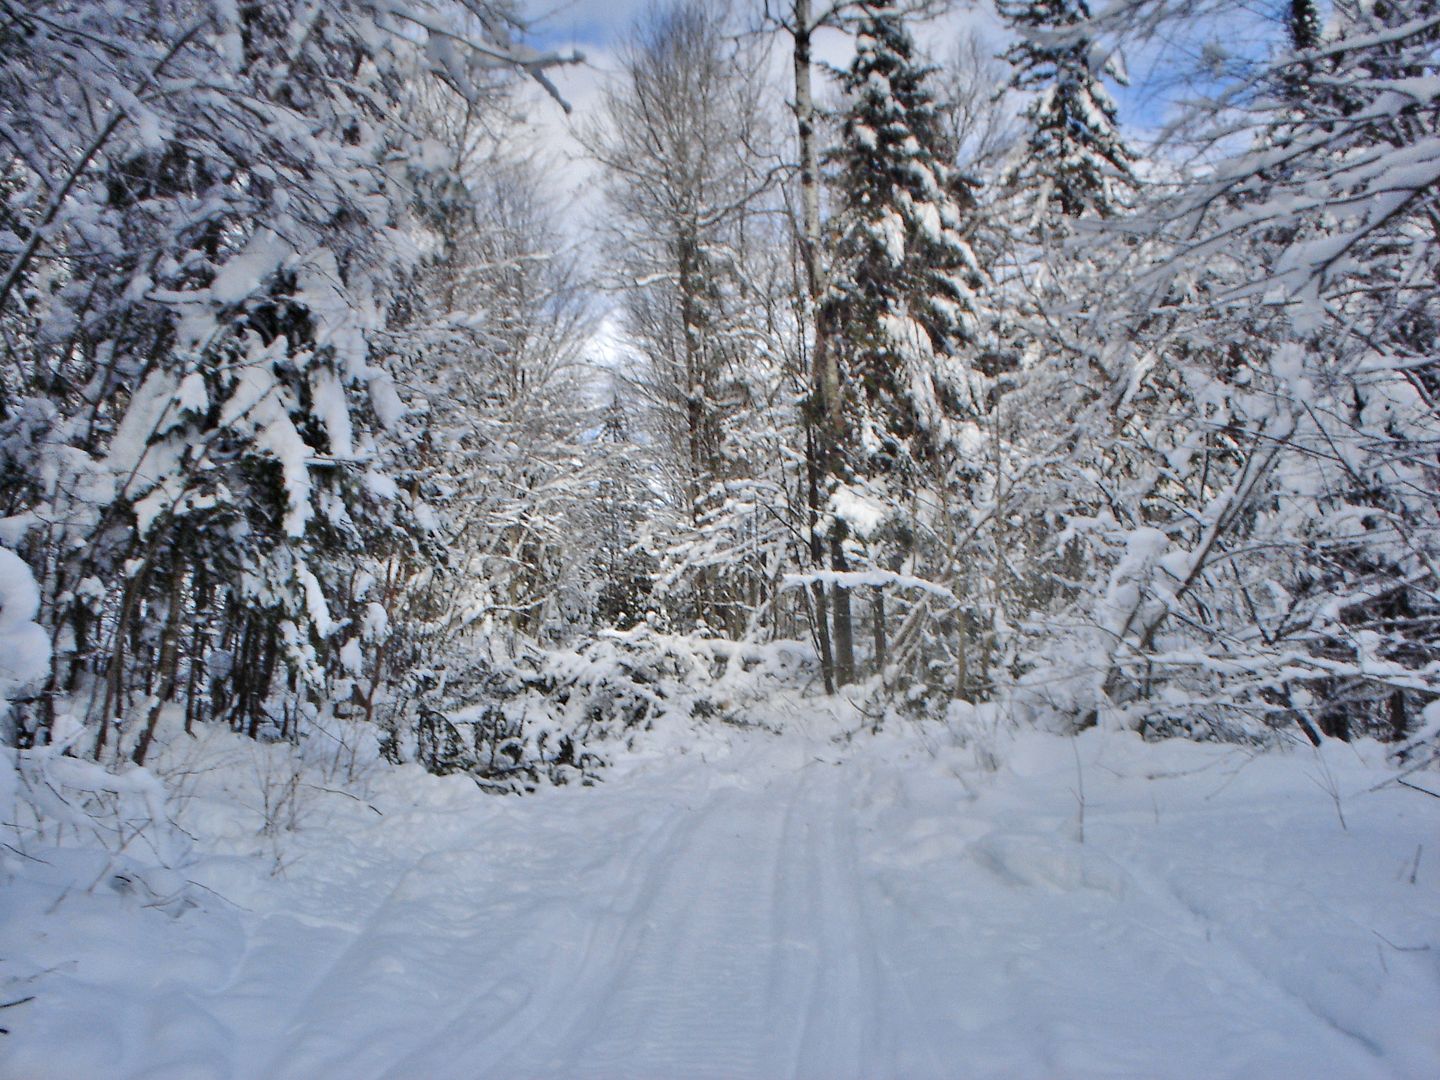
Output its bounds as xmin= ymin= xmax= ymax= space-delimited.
xmin=220 ymin=739 xmax=922 ymax=1080
xmin=4 ymin=726 xmax=1439 ymax=1079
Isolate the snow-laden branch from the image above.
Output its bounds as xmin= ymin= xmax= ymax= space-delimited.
xmin=781 ymin=570 xmax=958 ymax=604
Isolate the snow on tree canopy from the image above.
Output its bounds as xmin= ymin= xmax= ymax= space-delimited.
xmin=999 ymin=0 xmax=1138 ymax=225
xmin=822 ymin=5 xmax=988 ymax=477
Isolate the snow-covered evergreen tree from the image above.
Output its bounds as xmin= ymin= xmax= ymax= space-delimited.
xmin=1288 ymin=0 xmax=1322 ymax=49
xmin=807 ymin=5 xmax=993 ymax=689
xmin=998 ymin=0 xmax=1137 ymax=225
xmin=0 ymin=0 xmax=575 ymax=756
xmin=591 ymin=397 xmax=661 ymax=632
xmin=823 ymin=6 xmax=987 ymax=475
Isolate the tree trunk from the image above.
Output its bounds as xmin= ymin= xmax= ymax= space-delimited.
xmin=871 ymin=587 xmax=887 ymax=679
xmin=679 ymin=229 xmax=712 ymax=630
xmin=805 ymin=427 xmax=836 ymax=694
xmin=792 ymin=1 xmax=823 ymax=304
xmin=247 ymin=621 xmax=280 ymax=740
xmin=829 ymin=530 xmax=855 ymax=686
xmin=791 ymin=12 xmax=853 ymax=689
xmin=133 ymin=567 xmax=184 ymax=766
xmin=183 ymin=564 xmax=211 ymax=735
xmin=94 ymin=562 xmax=150 ymax=759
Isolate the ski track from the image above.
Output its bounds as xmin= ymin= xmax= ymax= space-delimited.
xmin=209 ymin=740 xmax=1434 ymax=1079
xmin=9 ymin=731 xmax=1438 ymax=1079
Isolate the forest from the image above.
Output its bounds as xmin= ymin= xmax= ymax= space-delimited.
xmin=3 ymin=0 xmax=1438 ymax=779
xmin=1 ymin=0 xmax=1438 ymax=1075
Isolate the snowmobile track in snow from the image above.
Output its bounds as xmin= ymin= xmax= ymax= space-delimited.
xmin=3 ymin=728 xmax=1437 ymax=1079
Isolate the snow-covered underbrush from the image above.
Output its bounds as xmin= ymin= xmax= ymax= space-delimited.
xmin=1 ymin=737 xmax=193 ymax=919
xmin=0 ymin=707 xmax=383 ymax=904
xmin=0 ymin=709 xmax=395 ymax=1052
xmin=405 ymin=629 xmax=818 ymax=791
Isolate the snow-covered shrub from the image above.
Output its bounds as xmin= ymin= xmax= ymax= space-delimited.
xmin=404 ymin=629 xmax=816 ymax=792
xmin=1 ymin=730 xmax=197 ymax=915
xmin=0 ymin=549 xmax=50 ymax=746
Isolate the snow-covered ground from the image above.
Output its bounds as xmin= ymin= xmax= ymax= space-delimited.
xmin=3 ymin=712 xmax=1438 ymax=1079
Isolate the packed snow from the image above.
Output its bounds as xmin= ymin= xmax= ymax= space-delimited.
xmin=3 ymin=709 xmax=1437 ymax=1079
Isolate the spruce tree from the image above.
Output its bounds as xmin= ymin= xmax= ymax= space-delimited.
xmin=592 ymin=397 xmax=657 ymax=632
xmin=816 ymin=5 xmax=988 ymax=687
xmin=822 ymin=5 xmax=985 ymax=477
xmin=1288 ymin=0 xmax=1322 ymax=50
xmin=998 ymin=0 xmax=1136 ymax=223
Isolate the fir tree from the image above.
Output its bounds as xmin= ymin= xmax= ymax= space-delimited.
xmin=592 ymin=397 xmax=658 ymax=632
xmin=822 ymin=5 xmax=985 ymax=477
xmin=814 ymin=5 xmax=989 ymax=688
xmin=1288 ymin=0 xmax=1323 ymax=50
xmin=1278 ymin=0 xmax=1324 ymax=101
xmin=998 ymin=0 xmax=1136 ymax=223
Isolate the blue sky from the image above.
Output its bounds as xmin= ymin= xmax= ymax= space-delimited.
xmin=509 ymin=0 xmax=1281 ymax=365
xmin=513 ymin=0 xmax=1285 ymax=228
xmin=516 ymin=0 xmax=1253 ymax=139
xmin=522 ymin=0 xmax=1006 ymax=60
xmin=523 ymin=0 xmax=657 ymax=50
xmin=519 ymin=0 xmax=1011 ymax=141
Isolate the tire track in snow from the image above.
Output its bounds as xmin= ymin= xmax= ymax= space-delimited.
xmin=468 ymin=740 xmax=827 ymax=1078
xmin=217 ymin=784 xmax=705 ymax=1079
xmin=792 ymin=763 xmax=876 ymax=1076
xmin=217 ymin=735 xmax=1433 ymax=1080
xmin=237 ymin=848 xmax=455 ymax=1079
xmin=842 ymin=763 xmax=954 ymax=1080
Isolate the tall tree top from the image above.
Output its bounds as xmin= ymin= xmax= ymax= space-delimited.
xmin=1288 ymin=0 xmax=1323 ymax=51
xmin=822 ymin=4 xmax=986 ymax=470
xmin=827 ymin=4 xmax=982 ymax=347
xmin=998 ymin=0 xmax=1136 ymax=222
